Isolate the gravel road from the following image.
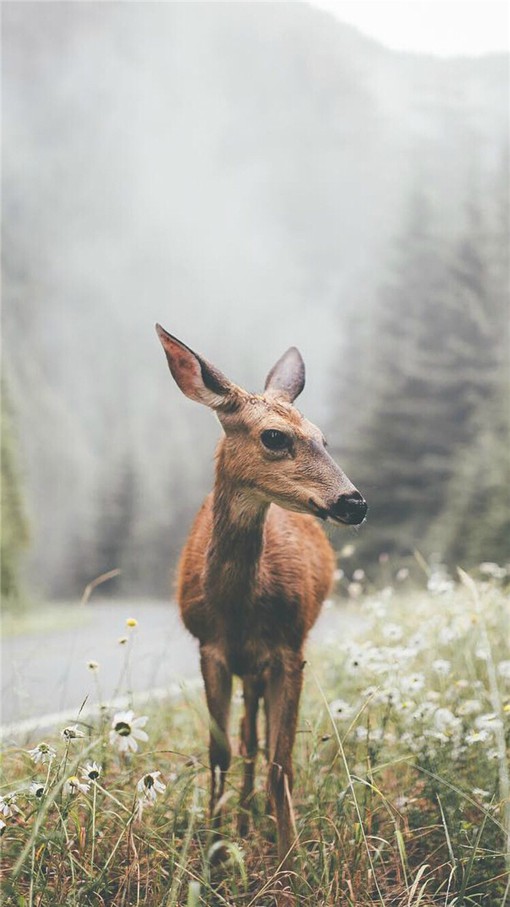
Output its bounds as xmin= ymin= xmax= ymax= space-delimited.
xmin=1 ymin=598 xmax=366 ymax=737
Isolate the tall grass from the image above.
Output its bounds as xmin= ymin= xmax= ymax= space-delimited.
xmin=1 ymin=565 xmax=509 ymax=905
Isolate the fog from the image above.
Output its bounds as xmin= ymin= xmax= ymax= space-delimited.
xmin=2 ymin=2 xmax=508 ymax=600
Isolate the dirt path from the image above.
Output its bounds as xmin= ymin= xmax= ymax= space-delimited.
xmin=1 ymin=599 xmax=365 ymax=735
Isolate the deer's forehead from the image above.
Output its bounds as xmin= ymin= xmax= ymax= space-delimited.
xmin=240 ymin=396 xmax=319 ymax=437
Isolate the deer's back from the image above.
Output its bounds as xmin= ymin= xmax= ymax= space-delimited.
xmin=176 ymin=494 xmax=336 ymax=662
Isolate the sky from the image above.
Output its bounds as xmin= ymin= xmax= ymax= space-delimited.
xmin=309 ymin=1 xmax=509 ymax=56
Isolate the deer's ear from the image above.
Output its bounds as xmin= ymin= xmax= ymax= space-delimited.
xmin=156 ymin=324 xmax=237 ymax=410
xmin=264 ymin=347 xmax=305 ymax=403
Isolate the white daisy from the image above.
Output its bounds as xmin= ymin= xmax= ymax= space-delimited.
xmin=432 ymin=659 xmax=451 ymax=676
xmin=27 ymin=742 xmax=56 ymax=765
xmin=383 ymin=624 xmax=403 ymax=642
xmin=348 ymin=581 xmax=363 ymax=598
xmin=472 ymin=788 xmax=490 ymax=799
xmin=61 ymin=725 xmax=85 ymax=740
xmin=487 ymin=748 xmax=501 ymax=761
xmin=81 ymin=762 xmax=102 ymax=782
xmin=29 ymin=782 xmax=45 ymax=799
xmin=109 ymin=710 xmax=148 ymax=753
xmin=395 ymin=699 xmax=416 ymax=716
xmin=475 ymin=647 xmax=490 ymax=661
xmin=394 ymin=795 xmax=413 ymax=811
xmin=328 ymin=699 xmax=354 ymax=720
xmin=475 ymin=713 xmax=503 ymax=733
xmin=408 ymin=632 xmax=426 ymax=652
xmin=465 ymin=729 xmax=490 ymax=745
xmin=366 ymin=599 xmax=387 ymax=619
xmin=63 ymin=776 xmax=90 ymax=796
xmin=405 ymin=673 xmax=425 ymax=694
xmin=136 ymin=771 xmax=166 ymax=803
xmin=433 ymin=708 xmax=461 ymax=738
xmin=412 ymin=702 xmax=436 ymax=723
xmin=372 ymin=687 xmax=401 ymax=707
xmin=497 ymin=660 xmax=510 ymax=681
xmin=457 ymin=699 xmax=482 ymax=716
xmin=439 ymin=626 xmax=457 ymax=645
xmin=0 ymin=794 xmax=17 ymax=818
xmin=479 ymin=562 xmax=506 ymax=579
xmin=427 ymin=571 xmax=454 ymax=595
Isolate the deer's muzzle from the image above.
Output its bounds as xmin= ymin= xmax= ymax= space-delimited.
xmin=329 ymin=491 xmax=367 ymax=526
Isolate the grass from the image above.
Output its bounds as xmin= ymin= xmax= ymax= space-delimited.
xmin=1 ymin=564 xmax=509 ymax=906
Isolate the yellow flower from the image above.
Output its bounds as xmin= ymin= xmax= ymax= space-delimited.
xmin=126 ymin=618 xmax=138 ymax=628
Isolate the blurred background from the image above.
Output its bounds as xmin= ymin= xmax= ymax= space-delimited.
xmin=2 ymin=0 xmax=509 ymax=612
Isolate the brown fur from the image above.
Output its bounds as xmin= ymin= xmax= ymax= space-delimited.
xmin=155 ymin=326 xmax=365 ymax=902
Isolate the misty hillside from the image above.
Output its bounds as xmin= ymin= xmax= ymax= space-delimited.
xmin=2 ymin=2 xmax=508 ymax=598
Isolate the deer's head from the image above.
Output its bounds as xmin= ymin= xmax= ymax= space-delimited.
xmin=156 ymin=325 xmax=367 ymax=526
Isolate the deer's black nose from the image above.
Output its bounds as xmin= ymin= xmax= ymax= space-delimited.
xmin=331 ymin=491 xmax=367 ymax=525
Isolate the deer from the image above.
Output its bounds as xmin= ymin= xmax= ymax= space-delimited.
xmin=155 ymin=325 xmax=367 ymax=899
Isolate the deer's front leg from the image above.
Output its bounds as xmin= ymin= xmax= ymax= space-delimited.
xmin=239 ymin=676 xmax=262 ymax=835
xmin=265 ymin=651 xmax=303 ymax=895
xmin=200 ymin=645 xmax=232 ymax=828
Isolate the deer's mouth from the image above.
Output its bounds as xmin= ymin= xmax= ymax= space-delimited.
xmin=308 ymin=499 xmax=330 ymax=521
xmin=308 ymin=496 xmax=368 ymax=526
xmin=328 ymin=511 xmax=359 ymax=526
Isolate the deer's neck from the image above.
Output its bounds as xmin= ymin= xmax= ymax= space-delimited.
xmin=205 ymin=452 xmax=268 ymax=609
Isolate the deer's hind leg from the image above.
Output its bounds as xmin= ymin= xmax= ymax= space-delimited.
xmin=200 ymin=646 xmax=232 ymax=829
xmin=239 ymin=676 xmax=262 ymax=834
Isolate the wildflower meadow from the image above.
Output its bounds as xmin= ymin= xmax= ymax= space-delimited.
xmin=1 ymin=563 xmax=509 ymax=906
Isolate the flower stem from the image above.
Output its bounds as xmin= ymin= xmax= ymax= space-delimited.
xmin=91 ymin=782 xmax=97 ymax=870
xmin=28 ymin=843 xmax=35 ymax=907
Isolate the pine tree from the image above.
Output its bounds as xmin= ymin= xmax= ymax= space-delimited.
xmin=90 ymin=452 xmax=138 ymax=595
xmin=434 ymin=154 xmax=510 ymax=566
xmin=333 ymin=192 xmax=457 ymax=558
xmin=331 ymin=186 xmax=504 ymax=564
xmin=1 ymin=377 xmax=30 ymax=610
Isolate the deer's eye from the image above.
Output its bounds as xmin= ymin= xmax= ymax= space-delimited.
xmin=260 ymin=429 xmax=290 ymax=451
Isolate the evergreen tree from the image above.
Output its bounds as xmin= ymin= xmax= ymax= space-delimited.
xmin=434 ymin=155 xmax=510 ymax=566
xmin=1 ymin=377 xmax=30 ymax=610
xmin=436 ymin=396 xmax=510 ymax=566
xmin=332 ymin=186 xmax=505 ymax=564
xmin=90 ymin=452 xmax=138 ymax=595
xmin=333 ymin=193 xmax=455 ymax=558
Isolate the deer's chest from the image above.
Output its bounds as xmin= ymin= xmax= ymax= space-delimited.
xmin=183 ymin=592 xmax=305 ymax=676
